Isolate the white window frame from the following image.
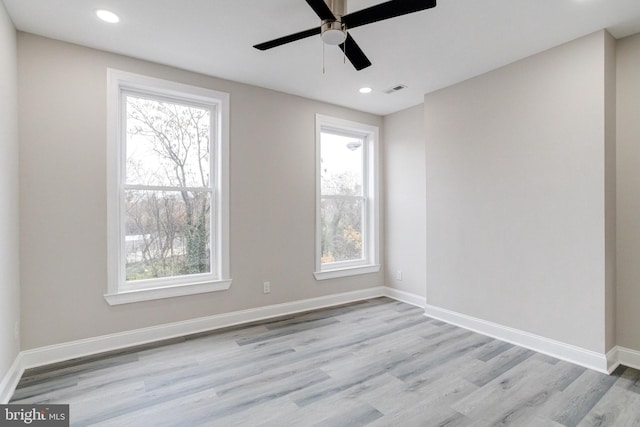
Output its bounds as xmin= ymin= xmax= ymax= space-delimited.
xmin=105 ymin=69 xmax=231 ymax=305
xmin=314 ymin=114 xmax=380 ymax=280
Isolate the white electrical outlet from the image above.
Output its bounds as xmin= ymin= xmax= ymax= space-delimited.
xmin=263 ymin=281 xmax=271 ymax=294
xmin=395 ymin=270 xmax=403 ymax=281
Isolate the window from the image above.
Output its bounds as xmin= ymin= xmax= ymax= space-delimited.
xmin=106 ymin=70 xmax=230 ymax=305
xmin=314 ymin=115 xmax=380 ymax=280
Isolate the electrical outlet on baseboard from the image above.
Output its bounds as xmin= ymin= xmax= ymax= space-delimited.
xmin=263 ymin=281 xmax=271 ymax=294
xmin=395 ymin=270 xmax=403 ymax=281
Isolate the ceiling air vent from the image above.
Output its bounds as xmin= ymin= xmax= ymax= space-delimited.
xmin=384 ymin=84 xmax=407 ymax=94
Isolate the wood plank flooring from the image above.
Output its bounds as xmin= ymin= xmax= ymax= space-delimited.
xmin=10 ymin=298 xmax=640 ymax=426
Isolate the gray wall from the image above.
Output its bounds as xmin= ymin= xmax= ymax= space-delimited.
xmin=616 ymin=33 xmax=640 ymax=351
xmin=423 ymin=31 xmax=615 ymax=353
xmin=17 ymin=33 xmax=384 ymax=350
xmin=383 ymin=104 xmax=426 ymax=299
xmin=0 ymin=0 xmax=20 ymax=381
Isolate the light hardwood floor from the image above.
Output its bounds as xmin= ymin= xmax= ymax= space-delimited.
xmin=10 ymin=298 xmax=640 ymax=426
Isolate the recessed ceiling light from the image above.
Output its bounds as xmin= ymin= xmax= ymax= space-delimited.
xmin=359 ymin=87 xmax=372 ymax=94
xmin=96 ymin=9 xmax=120 ymax=24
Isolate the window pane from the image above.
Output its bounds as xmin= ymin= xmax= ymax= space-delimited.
xmin=125 ymin=190 xmax=211 ymax=281
xmin=320 ymin=132 xmax=363 ymax=196
xmin=321 ymin=197 xmax=363 ymax=263
xmin=125 ymin=95 xmax=212 ymax=188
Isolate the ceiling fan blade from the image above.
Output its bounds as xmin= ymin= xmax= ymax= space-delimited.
xmin=305 ymin=0 xmax=336 ymax=21
xmin=254 ymin=27 xmax=321 ymax=50
xmin=339 ymin=33 xmax=372 ymax=71
xmin=343 ymin=0 xmax=437 ymax=29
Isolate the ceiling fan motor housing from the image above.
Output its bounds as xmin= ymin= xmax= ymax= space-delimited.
xmin=320 ymin=0 xmax=347 ymax=45
xmin=321 ymin=20 xmax=346 ymax=45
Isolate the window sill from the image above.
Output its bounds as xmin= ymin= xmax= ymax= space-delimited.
xmin=313 ymin=264 xmax=381 ymax=281
xmin=104 ymin=279 xmax=232 ymax=305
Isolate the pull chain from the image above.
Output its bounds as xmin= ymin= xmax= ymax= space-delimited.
xmin=323 ymin=41 xmax=326 ymax=74
xmin=343 ymin=25 xmax=347 ymax=64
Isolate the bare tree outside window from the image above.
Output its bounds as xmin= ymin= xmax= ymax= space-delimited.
xmin=124 ymin=95 xmax=213 ymax=281
xmin=320 ymin=132 xmax=365 ymax=264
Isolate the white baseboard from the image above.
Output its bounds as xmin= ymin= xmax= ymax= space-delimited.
xmin=382 ymin=287 xmax=426 ymax=308
xmin=424 ymin=304 xmax=611 ymax=374
xmin=606 ymin=347 xmax=621 ymax=373
xmin=0 ymin=354 xmax=24 ymax=404
xmin=613 ymin=346 xmax=640 ymax=371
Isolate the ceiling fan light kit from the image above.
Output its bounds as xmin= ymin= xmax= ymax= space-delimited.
xmin=254 ymin=0 xmax=437 ymax=71
xmin=320 ymin=20 xmax=347 ymax=45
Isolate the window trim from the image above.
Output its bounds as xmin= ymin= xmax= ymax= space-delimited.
xmin=313 ymin=114 xmax=380 ymax=280
xmin=105 ymin=69 xmax=231 ymax=305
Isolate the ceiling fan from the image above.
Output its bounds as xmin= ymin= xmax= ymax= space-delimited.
xmin=254 ymin=0 xmax=437 ymax=71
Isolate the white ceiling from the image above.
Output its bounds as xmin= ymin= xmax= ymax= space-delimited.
xmin=4 ymin=0 xmax=640 ymax=115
